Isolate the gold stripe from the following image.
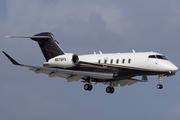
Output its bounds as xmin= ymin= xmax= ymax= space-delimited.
xmin=43 ymin=63 xmax=49 ymax=67
xmin=84 ymin=62 xmax=156 ymax=72
xmin=43 ymin=48 xmax=61 ymax=54
xmin=79 ymin=64 xmax=110 ymax=69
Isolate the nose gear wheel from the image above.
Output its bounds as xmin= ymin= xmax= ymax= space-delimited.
xmin=157 ymin=84 xmax=163 ymax=89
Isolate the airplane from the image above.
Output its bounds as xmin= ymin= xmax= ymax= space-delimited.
xmin=3 ymin=32 xmax=178 ymax=94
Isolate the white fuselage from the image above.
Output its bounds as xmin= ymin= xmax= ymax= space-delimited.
xmin=78 ymin=52 xmax=178 ymax=73
xmin=45 ymin=51 xmax=178 ymax=76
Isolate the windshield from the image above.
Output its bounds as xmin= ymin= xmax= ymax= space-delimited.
xmin=148 ymin=55 xmax=168 ymax=60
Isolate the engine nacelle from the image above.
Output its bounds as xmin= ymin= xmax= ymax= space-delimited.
xmin=43 ymin=53 xmax=79 ymax=68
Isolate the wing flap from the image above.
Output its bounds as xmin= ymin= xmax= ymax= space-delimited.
xmin=28 ymin=66 xmax=113 ymax=80
xmin=66 ymin=75 xmax=84 ymax=82
xmin=29 ymin=67 xmax=72 ymax=79
xmin=104 ymin=78 xmax=147 ymax=87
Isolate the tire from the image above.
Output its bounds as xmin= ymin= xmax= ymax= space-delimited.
xmin=84 ymin=84 xmax=89 ymax=90
xmin=157 ymin=84 xmax=163 ymax=89
xmin=106 ymin=87 xmax=111 ymax=93
xmin=110 ymin=87 xmax=115 ymax=93
xmin=88 ymin=85 xmax=93 ymax=91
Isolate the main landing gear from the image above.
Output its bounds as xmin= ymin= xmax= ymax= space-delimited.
xmin=106 ymin=86 xmax=115 ymax=94
xmin=106 ymin=82 xmax=115 ymax=94
xmin=84 ymin=78 xmax=93 ymax=91
xmin=84 ymin=84 xmax=93 ymax=91
xmin=157 ymin=74 xmax=163 ymax=89
xmin=83 ymin=78 xmax=115 ymax=94
xmin=84 ymin=83 xmax=115 ymax=94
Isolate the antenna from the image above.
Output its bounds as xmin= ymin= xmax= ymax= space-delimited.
xmin=132 ymin=49 xmax=135 ymax=53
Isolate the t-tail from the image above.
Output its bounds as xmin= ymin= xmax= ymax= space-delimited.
xmin=6 ymin=32 xmax=64 ymax=61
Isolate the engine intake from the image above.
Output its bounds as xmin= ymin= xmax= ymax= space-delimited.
xmin=72 ymin=54 xmax=79 ymax=65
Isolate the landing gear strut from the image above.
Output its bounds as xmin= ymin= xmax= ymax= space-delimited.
xmin=157 ymin=74 xmax=163 ymax=89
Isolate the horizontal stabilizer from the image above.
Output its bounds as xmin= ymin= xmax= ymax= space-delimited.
xmin=5 ymin=36 xmax=51 ymax=39
xmin=5 ymin=32 xmax=64 ymax=61
xmin=2 ymin=51 xmax=21 ymax=65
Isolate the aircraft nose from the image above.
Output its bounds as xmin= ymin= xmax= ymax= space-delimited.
xmin=171 ymin=65 xmax=178 ymax=72
xmin=160 ymin=61 xmax=178 ymax=73
xmin=169 ymin=63 xmax=178 ymax=73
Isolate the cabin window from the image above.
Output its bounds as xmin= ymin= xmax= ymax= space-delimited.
xmin=116 ymin=59 xmax=119 ymax=64
xmin=104 ymin=59 xmax=107 ymax=64
xmin=122 ymin=59 xmax=125 ymax=64
xmin=98 ymin=60 xmax=101 ymax=64
xmin=128 ymin=59 xmax=131 ymax=63
xmin=110 ymin=59 xmax=113 ymax=64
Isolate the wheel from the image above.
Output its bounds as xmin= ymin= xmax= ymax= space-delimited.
xmin=159 ymin=84 xmax=163 ymax=89
xmin=106 ymin=87 xmax=111 ymax=93
xmin=84 ymin=84 xmax=93 ymax=91
xmin=106 ymin=87 xmax=115 ymax=94
xmin=157 ymin=84 xmax=163 ymax=89
xmin=88 ymin=85 xmax=93 ymax=91
xmin=110 ymin=87 xmax=115 ymax=93
xmin=84 ymin=84 xmax=89 ymax=90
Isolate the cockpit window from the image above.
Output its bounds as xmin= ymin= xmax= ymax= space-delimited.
xmin=156 ymin=55 xmax=168 ymax=60
xmin=148 ymin=55 xmax=156 ymax=58
xmin=148 ymin=55 xmax=168 ymax=60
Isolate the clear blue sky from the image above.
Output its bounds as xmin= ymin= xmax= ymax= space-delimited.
xmin=1 ymin=0 xmax=180 ymax=120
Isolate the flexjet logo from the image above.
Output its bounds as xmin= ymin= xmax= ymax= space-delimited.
xmin=55 ymin=58 xmax=66 ymax=61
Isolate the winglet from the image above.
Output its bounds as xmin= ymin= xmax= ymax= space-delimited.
xmin=2 ymin=51 xmax=21 ymax=65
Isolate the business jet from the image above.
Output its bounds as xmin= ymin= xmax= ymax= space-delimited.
xmin=3 ymin=32 xmax=178 ymax=94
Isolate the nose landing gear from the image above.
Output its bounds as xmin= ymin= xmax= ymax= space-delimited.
xmin=157 ymin=74 xmax=163 ymax=89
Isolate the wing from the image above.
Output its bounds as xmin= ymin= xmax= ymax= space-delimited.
xmin=2 ymin=51 xmax=113 ymax=82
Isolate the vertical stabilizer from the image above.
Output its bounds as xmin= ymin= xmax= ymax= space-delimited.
xmin=31 ymin=32 xmax=64 ymax=61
